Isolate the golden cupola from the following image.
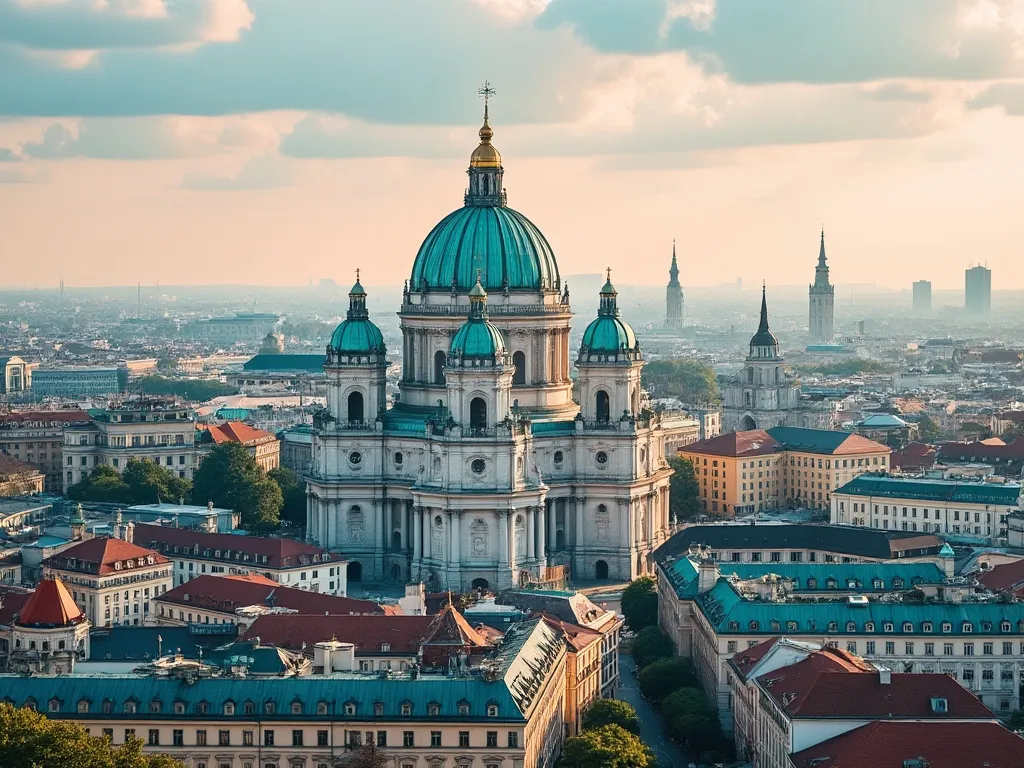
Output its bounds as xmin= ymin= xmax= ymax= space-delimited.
xmin=469 ymin=105 xmax=502 ymax=169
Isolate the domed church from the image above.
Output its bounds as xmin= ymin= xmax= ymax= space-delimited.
xmin=307 ymin=93 xmax=672 ymax=591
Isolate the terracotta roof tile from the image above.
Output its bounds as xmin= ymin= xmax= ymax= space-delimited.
xmin=239 ymin=613 xmax=434 ymax=653
xmin=157 ymin=574 xmax=394 ymax=616
xmin=680 ymin=430 xmax=780 ymax=458
xmin=0 ymin=585 xmax=33 ymax=627
xmin=0 ymin=454 xmax=44 ymax=478
xmin=977 ymin=559 xmax=1024 ymax=592
xmin=730 ymin=636 xmax=783 ymax=680
xmin=133 ymin=524 xmax=330 ymax=570
xmin=204 ymin=421 xmax=276 ymax=445
xmin=43 ymin=537 xmax=168 ymax=576
xmin=790 ymin=721 xmax=1023 ymax=768
xmin=15 ymin=577 xmax=85 ymax=627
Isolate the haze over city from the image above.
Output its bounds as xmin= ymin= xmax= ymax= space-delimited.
xmin=2 ymin=0 xmax=1024 ymax=288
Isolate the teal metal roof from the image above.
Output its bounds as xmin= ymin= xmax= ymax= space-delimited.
xmin=835 ymin=475 xmax=1021 ymax=506
xmin=581 ymin=315 xmax=637 ymax=354
xmin=450 ymin=316 xmax=506 ymax=359
xmin=530 ymin=420 xmax=576 ymax=435
xmin=329 ymin=318 xmax=385 ymax=355
xmin=718 ymin=562 xmax=946 ymax=591
xmin=766 ymin=426 xmax=858 ymax=454
xmin=410 ymin=205 xmax=559 ymax=292
xmin=242 ymin=354 xmax=325 ymax=373
xmin=696 ymin=579 xmax=1024 ymax=636
xmin=382 ymin=405 xmax=435 ymax=435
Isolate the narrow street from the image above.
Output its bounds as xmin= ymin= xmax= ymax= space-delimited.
xmin=618 ymin=654 xmax=695 ymax=768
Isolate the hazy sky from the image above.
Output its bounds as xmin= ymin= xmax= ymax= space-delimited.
xmin=2 ymin=0 xmax=1024 ymax=290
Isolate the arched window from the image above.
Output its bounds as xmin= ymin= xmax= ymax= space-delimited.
xmin=434 ymin=350 xmax=447 ymax=385
xmin=512 ymin=351 xmax=526 ymax=385
xmin=347 ymin=391 xmax=364 ymax=423
xmin=595 ymin=390 xmax=610 ymax=423
xmin=470 ymin=397 xmax=488 ymax=431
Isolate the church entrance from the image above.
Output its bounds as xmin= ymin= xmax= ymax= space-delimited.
xmin=595 ymin=560 xmax=609 ymax=580
xmin=347 ymin=561 xmax=363 ymax=583
xmin=740 ymin=414 xmax=757 ymax=430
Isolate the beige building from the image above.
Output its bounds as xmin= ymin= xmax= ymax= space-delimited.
xmin=0 ymin=410 xmax=90 ymax=491
xmin=42 ymin=535 xmax=173 ymax=628
xmin=542 ymin=616 xmax=602 ymax=737
xmin=61 ymin=400 xmax=198 ymax=492
xmin=0 ymin=454 xmax=44 ymax=496
xmin=0 ymin=616 xmax=567 ymax=768
xmin=197 ymin=421 xmax=280 ymax=472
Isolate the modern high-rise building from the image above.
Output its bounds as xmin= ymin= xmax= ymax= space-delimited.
xmin=912 ymin=280 xmax=932 ymax=313
xmin=808 ymin=230 xmax=835 ymax=343
xmin=965 ymin=265 xmax=992 ymax=317
xmin=665 ymin=240 xmax=684 ymax=331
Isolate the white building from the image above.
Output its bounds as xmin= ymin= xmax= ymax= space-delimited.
xmin=306 ymin=103 xmax=672 ymax=591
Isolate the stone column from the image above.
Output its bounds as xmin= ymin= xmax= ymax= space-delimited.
xmin=537 ymin=503 xmax=547 ymax=562
xmin=620 ymin=499 xmax=631 ymax=550
xmin=449 ymin=509 xmax=461 ymax=568
xmin=574 ymin=497 xmax=584 ymax=547
xmin=376 ymin=499 xmax=386 ymax=553
xmin=423 ymin=509 xmax=432 ymax=562
xmin=306 ymin=493 xmax=316 ymax=543
xmin=526 ymin=506 xmax=536 ymax=561
xmin=498 ymin=510 xmax=510 ymax=569
xmin=413 ymin=506 xmax=422 ymax=563
xmin=548 ymin=500 xmax=557 ymax=551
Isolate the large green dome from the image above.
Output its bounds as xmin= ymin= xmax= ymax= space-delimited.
xmin=410 ymin=206 xmax=559 ymax=292
xmin=581 ymin=314 xmax=637 ymax=354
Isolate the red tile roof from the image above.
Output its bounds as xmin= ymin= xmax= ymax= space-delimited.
xmin=239 ymin=613 xmax=434 ymax=653
xmin=937 ymin=438 xmax=1024 ymax=462
xmin=976 ymin=559 xmax=1024 ymax=593
xmin=15 ymin=578 xmax=85 ymax=627
xmin=0 ymin=453 xmax=43 ymax=478
xmin=203 ymin=421 xmax=276 ymax=445
xmin=43 ymin=537 xmax=169 ymax=576
xmin=729 ymin=636 xmax=783 ymax=680
xmin=421 ymin=604 xmax=490 ymax=649
xmin=759 ymin=656 xmax=990 ymax=719
xmin=890 ymin=441 xmax=937 ymax=470
xmin=157 ymin=574 xmax=395 ymax=616
xmin=789 ymin=721 xmax=1023 ymax=768
xmin=133 ymin=524 xmax=331 ymax=570
xmin=680 ymin=430 xmax=780 ymax=458
xmin=0 ymin=585 xmax=33 ymax=628
xmin=540 ymin=615 xmax=603 ymax=652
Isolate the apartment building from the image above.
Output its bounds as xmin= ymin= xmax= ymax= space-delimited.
xmin=0 ymin=410 xmax=90 ymax=491
xmin=197 ymin=421 xmax=280 ymax=472
xmin=62 ymin=400 xmax=198 ymax=491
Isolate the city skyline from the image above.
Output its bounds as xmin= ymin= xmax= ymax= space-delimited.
xmin=2 ymin=1 xmax=1024 ymax=290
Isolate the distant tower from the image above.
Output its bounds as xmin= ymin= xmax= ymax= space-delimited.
xmin=808 ymin=229 xmax=835 ymax=343
xmin=965 ymin=265 xmax=991 ymax=318
xmin=913 ymin=280 xmax=932 ymax=314
xmin=665 ymin=240 xmax=684 ymax=332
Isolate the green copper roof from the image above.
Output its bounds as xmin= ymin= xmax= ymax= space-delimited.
xmin=581 ymin=314 xmax=637 ymax=354
xmin=835 ymin=475 xmax=1021 ymax=506
xmin=243 ymin=354 xmax=325 ymax=372
xmin=410 ymin=205 xmax=559 ymax=292
xmin=451 ymin=317 xmax=506 ymax=359
xmin=329 ymin=319 xmax=385 ymax=355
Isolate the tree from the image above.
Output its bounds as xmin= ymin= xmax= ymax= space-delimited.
xmin=560 ymin=724 xmax=656 ymax=768
xmin=916 ymin=414 xmax=942 ymax=442
xmin=641 ymin=359 xmax=720 ymax=404
xmin=121 ymin=459 xmax=191 ymax=505
xmin=667 ymin=455 xmax=700 ymax=522
xmin=135 ymin=375 xmax=237 ymax=402
xmin=333 ymin=743 xmax=391 ymax=768
xmin=669 ymin=712 xmax=723 ymax=762
xmin=67 ymin=465 xmax=129 ymax=503
xmin=269 ymin=466 xmax=307 ymax=526
xmin=637 ymin=657 xmax=699 ymax=704
xmin=192 ymin=443 xmax=282 ymax=531
xmin=581 ymin=699 xmax=640 ymax=735
xmin=0 ymin=702 xmax=183 ymax=768
xmin=631 ymin=626 xmax=675 ymax=671
xmin=621 ymin=576 xmax=658 ymax=632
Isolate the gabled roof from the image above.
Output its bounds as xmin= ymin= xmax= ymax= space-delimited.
xmin=937 ymin=438 xmax=1024 ymax=462
xmin=540 ymin=615 xmax=603 ymax=652
xmin=157 ymin=574 xmax=395 ymax=616
xmin=765 ymin=426 xmax=890 ymax=456
xmin=976 ymin=559 xmax=1024 ymax=593
xmin=43 ymin=537 xmax=168 ymax=576
xmin=729 ymin=636 xmax=785 ymax=680
xmin=680 ymin=429 xmax=780 ymax=458
xmin=789 ymin=721 xmax=1023 ymax=768
xmin=239 ymin=614 xmax=433 ymax=654
xmin=16 ymin=578 xmax=85 ymax=628
xmin=201 ymin=421 xmax=276 ymax=445
xmin=421 ymin=604 xmax=490 ymax=649
xmin=133 ymin=524 xmax=330 ymax=570
xmin=496 ymin=590 xmax=617 ymax=631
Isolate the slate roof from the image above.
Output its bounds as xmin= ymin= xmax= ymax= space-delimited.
xmin=133 ymin=523 xmax=332 ymax=570
xmin=15 ymin=578 xmax=84 ymax=628
xmin=156 ymin=574 xmax=394 ymax=616
xmin=834 ymin=475 xmax=1021 ymax=506
xmin=43 ymin=537 xmax=169 ymax=576
xmin=789 ymin=721 xmax=1024 ymax=768
xmin=240 ymin=614 xmax=434 ymax=654
xmin=88 ymin=625 xmax=240 ymax=662
xmin=655 ymin=523 xmax=946 ymax=562
xmin=496 ymin=590 xmax=615 ymax=630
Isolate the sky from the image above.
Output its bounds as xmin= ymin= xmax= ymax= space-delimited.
xmin=2 ymin=0 xmax=1024 ymax=291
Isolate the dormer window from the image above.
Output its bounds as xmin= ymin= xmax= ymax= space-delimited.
xmin=428 ymin=702 xmax=440 ymax=717
xmin=1002 ymin=621 xmax=1012 ymax=632
xmin=749 ymin=621 xmax=760 ymax=631
xmin=930 ymin=697 xmax=948 ymax=713
xmin=770 ymin=620 xmax=780 ymax=631
xmin=827 ymin=621 xmax=838 ymax=632
xmin=458 ymin=702 xmax=470 ymax=716
xmin=826 ymin=578 xmax=837 ymax=589
xmin=265 ymin=702 xmax=276 ymax=715
xmin=942 ymin=622 xmax=952 ymax=633
xmin=873 ymin=579 xmax=883 ymax=589
xmin=244 ymin=701 xmax=255 ymax=715
xmin=903 ymin=622 xmax=914 ymax=633
xmin=807 ymin=577 xmax=818 ymax=589
xmin=374 ymin=702 xmax=384 ymax=717
xmin=224 ymin=702 xmax=235 ymax=716
xmin=174 ymin=702 xmax=185 ymax=715
xmin=344 ymin=702 xmax=356 ymax=716
xmin=291 ymin=701 xmax=303 ymax=715
xmin=401 ymin=702 xmax=412 ymax=716
xmin=962 ymin=622 xmax=973 ymax=633
xmin=114 ymin=562 xmax=121 ymax=570
xmin=923 ymin=622 xmax=933 ymax=633
xmin=48 ymin=698 xmax=61 ymax=713
xmin=787 ymin=621 xmax=798 ymax=632
xmin=77 ymin=699 xmax=90 ymax=714
xmin=124 ymin=701 xmax=137 ymax=714
xmin=982 ymin=622 xmax=992 ymax=632
xmin=149 ymin=699 xmax=161 ymax=714
xmin=846 ymin=622 xmax=856 ymax=632
xmin=317 ymin=701 xmax=329 ymax=715
xmin=883 ymin=622 xmax=894 ymax=633
xmin=381 ymin=643 xmax=391 ymax=653
xmin=196 ymin=701 xmax=208 ymax=715
xmin=893 ymin=578 xmax=905 ymax=589
xmin=487 ymin=704 xmax=499 ymax=717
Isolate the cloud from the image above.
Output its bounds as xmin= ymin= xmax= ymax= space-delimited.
xmin=0 ymin=147 xmax=21 ymax=161
xmin=180 ymin=153 xmax=292 ymax=189
xmin=970 ymin=81 xmax=1024 ymax=114
xmin=539 ymin=0 xmax=1024 ymax=83
xmin=0 ymin=0 xmax=253 ymax=51
xmin=0 ymin=164 xmax=49 ymax=183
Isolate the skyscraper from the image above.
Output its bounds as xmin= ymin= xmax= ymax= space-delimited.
xmin=665 ymin=240 xmax=684 ymax=331
xmin=913 ymin=280 xmax=932 ymax=313
xmin=808 ymin=229 xmax=835 ymax=343
xmin=965 ymin=265 xmax=992 ymax=318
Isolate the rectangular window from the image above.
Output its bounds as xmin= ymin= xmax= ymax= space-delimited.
xmin=885 ymin=641 xmax=895 ymax=655
xmin=866 ymin=641 xmax=876 ymax=655
xmin=984 ymin=643 xmax=993 ymax=655
xmin=430 ymin=731 xmax=442 ymax=747
xmin=403 ymin=731 xmax=414 ymax=748
xmin=264 ymin=731 xmax=274 ymax=747
xmin=944 ymin=643 xmax=954 ymax=656
xmin=172 ymin=730 xmax=183 ymax=746
xmin=318 ymin=730 xmax=329 ymax=747
xmin=196 ymin=730 xmax=207 ymax=746
xmin=1004 ymin=642 xmax=1013 ymax=656
xmin=243 ymin=731 xmax=253 ymax=746
xmin=219 ymin=730 xmax=230 ymax=746
xmin=925 ymin=643 xmax=935 ymax=656
xmin=487 ymin=731 xmax=498 ymax=748
xmin=377 ymin=731 xmax=387 ymax=747
xmin=292 ymin=730 xmax=304 ymax=747
xmin=905 ymin=642 xmax=914 ymax=655
xmin=459 ymin=731 xmax=470 ymax=748
xmin=148 ymin=730 xmax=160 ymax=746
xmin=964 ymin=643 xmax=974 ymax=656
xmin=508 ymin=732 xmax=520 ymax=749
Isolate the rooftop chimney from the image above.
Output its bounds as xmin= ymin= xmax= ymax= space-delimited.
xmin=879 ymin=668 xmax=891 ymax=685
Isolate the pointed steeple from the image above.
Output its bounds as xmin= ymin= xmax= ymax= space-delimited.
xmin=818 ymin=229 xmax=827 ymax=268
xmin=748 ymin=281 xmax=780 ymax=356
xmin=758 ymin=281 xmax=770 ymax=333
xmin=668 ymin=239 xmax=680 ymax=286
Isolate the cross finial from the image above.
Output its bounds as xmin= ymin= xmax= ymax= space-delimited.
xmin=478 ymin=80 xmax=496 ymax=107
xmin=606 ymin=267 xmax=612 ymax=281
xmin=355 ymin=268 xmax=360 ymax=282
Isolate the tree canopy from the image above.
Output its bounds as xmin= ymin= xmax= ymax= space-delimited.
xmin=581 ymin=699 xmax=640 ymax=735
xmin=641 ymin=359 xmax=720 ymax=404
xmin=134 ymin=375 xmax=237 ymax=402
xmin=560 ymin=724 xmax=657 ymax=768
xmin=67 ymin=460 xmax=191 ymax=506
xmin=192 ymin=443 xmax=282 ymax=531
xmin=268 ymin=466 xmax=306 ymax=526
xmin=637 ymin=657 xmax=700 ymax=704
xmin=793 ymin=359 xmax=893 ymax=377
xmin=667 ymin=455 xmax=700 ymax=522
xmin=661 ymin=687 xmax=725 ymax=761
xmin=621 ymin=576 xmax=658 ymax=632
xmin=631 ymin=626 xmax=676 ymax=671
xmin=0 ymin=703 xmax=183 ymax=768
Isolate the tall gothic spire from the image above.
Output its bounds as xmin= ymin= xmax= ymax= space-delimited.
xmin=668 ymin=239 xmax=680 ymax=286
xmin=758 ymin=282 xmax=770 ymax=333
xmin=818 ymin=229 xmax=827 ymax=268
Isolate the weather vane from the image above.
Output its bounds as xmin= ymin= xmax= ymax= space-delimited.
xmin=478 ymin=80 xmax=496 ymax=107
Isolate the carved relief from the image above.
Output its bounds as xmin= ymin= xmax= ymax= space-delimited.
xmin=514 ymin=514 xmax=525 ymax=558
xmin=470 ymin=518 xmax=489 ymax=557
xmin=432 ymin=514 xmax=444 ymax=559
xmin=347 ymin=507 xmax=364 ymax=544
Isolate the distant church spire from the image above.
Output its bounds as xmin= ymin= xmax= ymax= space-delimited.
xmin=758 ymin=281 xmax=770 ymax=333
xmin=818 ymin=228 xmax=827 ymax=268
xmin=664 ymin=239 xmax=683 ymax=332
xmin=809 ymin=228 xmax=835 ymax=343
